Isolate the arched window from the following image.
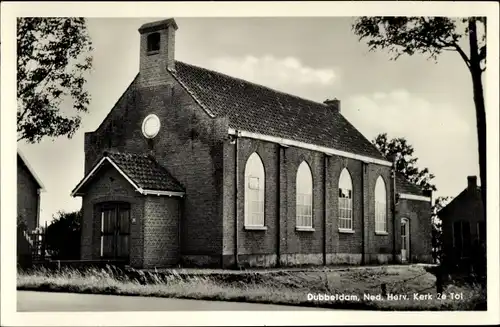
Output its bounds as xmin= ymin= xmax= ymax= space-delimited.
xmin=296 ymin=161 xmax=313 ymax=229
xmin=338 ymin=168 xmax=353 ymax=230
xmin=147 ymin=32 xmax=161 ymax=52
xmin=244 ymin=152 xmax=265 ymax=227
xmin=375 ymin=176 xmax=387 ymax=233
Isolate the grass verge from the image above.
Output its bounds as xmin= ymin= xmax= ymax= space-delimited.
xmin=17 ymin=265 xmax=486 ymax=310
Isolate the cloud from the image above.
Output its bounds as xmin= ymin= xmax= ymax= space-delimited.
xmin=207 ymin=55 xmax=337 ymax=94
xmin=343 ymin=90 xmax=477 ymax=197
xmin=344 ymin=89 xmax=471 ymax=140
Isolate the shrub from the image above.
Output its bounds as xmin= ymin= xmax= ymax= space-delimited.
xmin=45 ymin=210 xmax=82 ymax=260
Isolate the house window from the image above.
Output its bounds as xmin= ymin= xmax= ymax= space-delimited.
xmin=453 ymin=220 xmax=471 ymax=258
xmin=375 ymin=176 xmax=387 ymax=233
xmin=147 ymin=32 xmax=161 ymax=52
xmin=244 ymin=152 xmax=265 ymax=227
xmin=296 ymin=161 xmax=313 ymax=229
xmin=338 ymin=168 xmax=353 ymax=231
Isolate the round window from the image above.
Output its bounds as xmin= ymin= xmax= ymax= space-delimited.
xmin=142 ymin=114 xmax=161 ymax=139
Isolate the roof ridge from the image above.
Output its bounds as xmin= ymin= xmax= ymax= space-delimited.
xmin=105 ymin=150 xmax=149 ymax=158
xmin=175 ymin=60 xmax=331 ymax=109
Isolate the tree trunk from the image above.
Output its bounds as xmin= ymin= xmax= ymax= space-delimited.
xmin=468 ymin=19 xmax=487 ymax=216
xmin=472 ymin=72 xmax=487 ymax=214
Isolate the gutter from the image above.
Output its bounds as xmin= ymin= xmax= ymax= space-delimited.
xmin=276 ymin=145 xmax=281 ymax=266
xmin=178 ymin=197 xmax=183 ymax=267
xmin=361 ymin=162 xmax=367 ymax=265
xmin=391 ymin=160 xmax=397 ymax=263
xmin=323 ymin=154 xmax=329 ymax=265
xmin=233 ymin=133 xmax=240 ymax=268
xmin=228 ymin=128 xmax=392 ymax=167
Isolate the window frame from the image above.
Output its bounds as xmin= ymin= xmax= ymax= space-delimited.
xmin=244 ymin=152 xmax=266 ymax=230
xmin=374 ymin=176 xmax=387 ymax=234
xmin=338 ymin=168 xmax=354 ymax=232
xmin=296 ymin=161 xmax=314 ymax=231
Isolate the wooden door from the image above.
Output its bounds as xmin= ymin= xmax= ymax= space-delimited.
xmin=100 ymin=203 xmax=130 ymax=261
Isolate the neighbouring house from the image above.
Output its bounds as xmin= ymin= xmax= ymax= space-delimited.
xmin=71 ymin=18 xmax=433 ymax=269
xmin=438 ymin=176 xmax=485 ymax=266
xmin=17 ymin=150 xmax=44 ymax=231
xmin=17 ymin=149 xmax=45 ymax=266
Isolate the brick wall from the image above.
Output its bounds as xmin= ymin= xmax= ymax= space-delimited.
xmin=221 ymin=136 xmax=402 ymax=267
xmin=327 ymin=155 xmax=364 ymax=256
xmin=17 ymin=160 xmax=40 ymax=231
xmin=282 ymin=146 xmax=325 ymax=256
xmin=238 ymin=139 xmax=279 ymax=256
xmin=80 ymin=164 xmax=144 ymax=267
xmin=143 ymin=196 xmax=180 ymax=268
xmin=83 ymin=60 xmax=228 ymax=265
xmin=397 ymin=199 xmax=433 ymax=263
xmin=364 ymin=164 xmax=394 ymax=262
xmin=84 ymin=77 xmax=138 ymax=175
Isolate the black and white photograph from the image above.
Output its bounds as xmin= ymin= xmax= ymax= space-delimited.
xmin=1 ymin=1 xmax=499 ymax=326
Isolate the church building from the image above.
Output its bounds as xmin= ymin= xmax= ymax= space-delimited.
xmin=71 ymin=18 xmax=433 ymax=269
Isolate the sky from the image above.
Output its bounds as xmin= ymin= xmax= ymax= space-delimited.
xmin=17 ymin=17 xmax=481 ymax=226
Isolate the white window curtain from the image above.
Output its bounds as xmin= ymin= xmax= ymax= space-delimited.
xmin=296 ymin=161 xmax=313 ymax=228
xmin=375 ymin=176 xmax=387 ymax=233
xmin=338 ymin=168 xmax=353 ymax=230
xmin=244 ymin=152 xmax=265 ymax=227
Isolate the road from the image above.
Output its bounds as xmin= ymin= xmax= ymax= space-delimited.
xmin=17 ymin=291 xmax=326 ymax=311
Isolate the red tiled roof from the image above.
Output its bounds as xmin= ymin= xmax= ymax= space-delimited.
xmin=170 ymin=61 xmax=387 ymax=162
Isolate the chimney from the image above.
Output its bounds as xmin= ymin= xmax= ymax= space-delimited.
xmin=467 ymin=175 xmax=477 ymax=192
xmin=423 ymin=189 xmax=433 ymax=201
xmin=138 ymin=18 xmax=178 ymax=79
xmin=324 ymin=98 xmax=341 ymax=113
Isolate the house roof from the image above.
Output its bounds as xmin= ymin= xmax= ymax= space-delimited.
xmin=71 ymin=151 xmax=185 ymax=197
xmin=169 ymin=61 xmax=388 ymax=163
xmin=437 ymin=186 xmax=482 ymax=218
xmin=396 ymin=173 xmax=426 ymax=196
xmin=17 ymin=149 xmax=45 ymax=191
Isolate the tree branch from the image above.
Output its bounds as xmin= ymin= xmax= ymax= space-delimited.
xmin=18 ymin=63 xmax=55 ymax=97
xmin=17 ymin=107 xmax=30 ymax=125
xmin=453 ymin=42 xmax=472 ymax=71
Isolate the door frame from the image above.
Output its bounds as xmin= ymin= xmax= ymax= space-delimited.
xmin=99 ymin=202 xmax=131 ymax=263
xmin=400 ymin=218 xmax=410 ymax=263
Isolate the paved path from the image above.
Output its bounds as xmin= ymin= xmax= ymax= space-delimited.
xmin=17 ymin=291 xmax=326 ymax=311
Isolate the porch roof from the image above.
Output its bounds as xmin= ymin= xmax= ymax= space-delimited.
xmin=71 ymin=151 xmax=185 ymax=197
